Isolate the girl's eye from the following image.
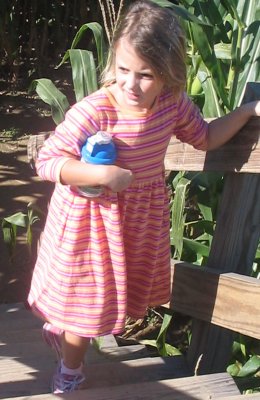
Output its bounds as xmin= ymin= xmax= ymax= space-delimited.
xmin=119 ymin=67 xmax=128 ymax=73
xmin=140 ymin=73 xmax=153 ymax=79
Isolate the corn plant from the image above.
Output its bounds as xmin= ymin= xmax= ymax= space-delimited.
xmin=29 ymin=1 xmax=124 ymax=125
xmin=227 ymin=335 xmax=260 ymax=393
xmin=154 ymin=0 xmax=260 ymax=116
xmin=29 ymin=22 xmax=105 ymax=125
xmin=140 ymin=312 xmax=182 ymax=356
xmin=1 ymin=203 xmax=43 ymax=262
xmin=169 ymin=171 xmax=224 ymax=265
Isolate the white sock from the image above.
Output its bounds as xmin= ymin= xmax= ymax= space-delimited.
xmin=61 ymin=359 xmax=83 ymax=376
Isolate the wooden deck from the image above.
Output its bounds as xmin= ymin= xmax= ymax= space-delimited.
xmin=1 ymin=303 xmax=257 ymax=400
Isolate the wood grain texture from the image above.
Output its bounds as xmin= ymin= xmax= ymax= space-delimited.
xmin=170 ymin=262 xmax=260 ymax=339
xmin=186 ymin=172 xmax=260 ymax=374
xmin=165 ymin=118 xmax=260 ymax=173
xmin=219 ymin=395 xmax=260 ymax=400
xmin=10 ymin=373 xmax=240 ymax=400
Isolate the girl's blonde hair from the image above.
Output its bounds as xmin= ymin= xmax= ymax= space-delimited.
xmin=101 ymin=0 xmax=187 ymax=96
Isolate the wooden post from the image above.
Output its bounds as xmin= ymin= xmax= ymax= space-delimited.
xmin=186 ymin=83 xmax=260 ymax=374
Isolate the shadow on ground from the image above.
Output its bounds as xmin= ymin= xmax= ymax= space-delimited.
xmin=0 ymin=136 xmax=54 ymax=303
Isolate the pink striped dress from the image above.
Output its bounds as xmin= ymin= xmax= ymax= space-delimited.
xmin=28 ymin=87 xmax=208 ymax=337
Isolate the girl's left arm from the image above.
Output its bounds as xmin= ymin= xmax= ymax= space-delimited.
xmin=207 ymin=100 xmax=260 ymax=150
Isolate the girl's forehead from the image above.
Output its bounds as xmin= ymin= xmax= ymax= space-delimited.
xmin=115 ymin=38 xmax=152 ymax=69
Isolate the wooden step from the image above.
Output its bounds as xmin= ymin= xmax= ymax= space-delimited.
xmin=0 ymin=345 xmax=189 ymax=397
xmin=220 ymin=395 xmax=260 ymax=400
xmin=0 ymin=303 xmax=250 ymax=400
xmin=8 ymin=372 xmax=241 ymax=400
xmin=0 ymin=303 xmax=186 ymax=398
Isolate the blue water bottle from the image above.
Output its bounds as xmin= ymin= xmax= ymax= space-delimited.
xmin=78 ymin=131 xmax=117 ymax=197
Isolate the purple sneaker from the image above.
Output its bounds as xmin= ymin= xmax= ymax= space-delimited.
xmin=42 ymin=322 xmax=63 ymax=360
xmin=52 ymin=364 xmax=86 ymax=393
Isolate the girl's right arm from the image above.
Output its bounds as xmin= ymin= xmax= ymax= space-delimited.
xmin=60 ymin=159 xmax=134 ymax=192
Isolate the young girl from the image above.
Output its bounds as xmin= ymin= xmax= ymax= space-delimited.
xmin=28 ymin=0 xmax=260 ymax=393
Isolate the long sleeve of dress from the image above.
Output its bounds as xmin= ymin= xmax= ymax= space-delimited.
xmin=35 ymin=98 xmax=100 ymax=183
xmin=174 ymin=92 xmax=209 ymax=151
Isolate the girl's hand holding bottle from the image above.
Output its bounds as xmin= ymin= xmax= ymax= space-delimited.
xmin=99 ymin=164 xmax=134 ymax=192
xmin=78 ymin=131 xmax=134 ymax=195
xmin=60 ymin=132 xmax=134 ymax=194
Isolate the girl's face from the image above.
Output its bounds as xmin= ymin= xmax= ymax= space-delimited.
xmin=113 ymin=38 xmax=164 ymax=111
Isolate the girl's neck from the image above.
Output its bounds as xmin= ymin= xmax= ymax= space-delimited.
xmin=106 ymin=84 xmax=159 ymax=114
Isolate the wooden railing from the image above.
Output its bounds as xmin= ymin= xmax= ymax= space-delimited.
xmin=165 ymin=83 xmax=260 ymax=376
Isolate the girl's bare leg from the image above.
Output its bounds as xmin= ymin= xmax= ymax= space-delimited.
xmin=62 ymin=331 xmax=90 ymax=369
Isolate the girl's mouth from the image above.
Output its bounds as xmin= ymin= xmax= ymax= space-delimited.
xmin=126 ymin=91 xmax=139 ymax=100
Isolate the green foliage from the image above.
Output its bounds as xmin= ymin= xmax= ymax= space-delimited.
xmin=227 ymin=335 xmax=260 ymax=393
xmin=0 ymin=127 xmax=21 ymax=141
xmin=1 ymin=203 xmax=43 ymax=262
xmin=140 ymin=312 xmax=182 ymax=356
xmin=153 ymin=0 xmax=260 ymax=116
xmin=58 ymin=22 xmax=106 ymax=72
xmin=170 ymin=173 xmax=190 ymax=259
xmin=169 ymin=171 xmax=223 ymax=264
xmin=29 ymin=79 xmax=70 ymax=125
xmin=29 ymin=22 xmax=105 ymax=124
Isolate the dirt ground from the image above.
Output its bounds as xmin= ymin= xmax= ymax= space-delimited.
xmin=0 ymin=84 xmax=54 ymax=304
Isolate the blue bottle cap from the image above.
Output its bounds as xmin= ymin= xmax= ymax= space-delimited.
xmin=81 ymin=132 xmax=117 ymax=165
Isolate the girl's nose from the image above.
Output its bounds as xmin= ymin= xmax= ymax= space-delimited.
xmin=126 ymin=73 xmax=138 ymax=90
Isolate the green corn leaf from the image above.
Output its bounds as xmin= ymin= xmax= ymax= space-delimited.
xmin=1 ymin=220 xmax=17 ymax=260
xmin=171 ymin=177 xmax=190 ymax=259
xmin=140 ymin=338 xmax=182 ymax=356
xmin=186 ymin=220 xmax=215 ymax=237
xmin=190 ymin=22 xmax=229 ymax=111
xmin=220 ymin=0 xmax=245 ymax=28
xmin=139 ymin=339 xmax=157 ymax=348
xmin=183 ymin=238 xmax=210 ymax=258
xmin=214 ymin=43 xmax=232 ymax=60
xmin=237 ymin=355 xmax=260 ymax=377
xmin=194 ymin=0 xmax=224 ymax=26
xmin=197 ymin=70 xmax=225 ymax=116
xmin=164 ymin=343 xmax=182 ymax=356
xmin=227 ymin=362 xmax=242 ymax=376
xmin=72 ymin=22 xmax=106 ymax=72
xmin=2 ymin=222 xmax=16 ymax=245
xmin=235 ymin=21 xmax=260 ymax=107
xmin=152 ymin=0 xmax=211 ymax=26
xmin=26 ymin=226 xmax=32 ymax=250
xmin=3 ymin=212 xmax=28 ymax=228
xmin=255 ymin=246 xmax=260 ymax=259
xmin=30 ymin=79 xmax=69 ymax=125
xmin=197 ymin=203 xmax=213 ymax=222
xmin=69 ymin=49 xmax=98 ymax=102
xmin=228 ymin=0 xmax=260 ymax=107
xmin=156 ymin=313 xmax=175 ymax=356
xmin=58 ymin=22 xmax=106 ymax=71
xmin=194 ymin=233 xmax=212 ymax=244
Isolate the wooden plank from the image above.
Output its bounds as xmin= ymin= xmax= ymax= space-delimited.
xmin=10 ymin=372 xmax=240 ymax=400
xmin=0 ymin=327 xmax=42 ymax=345
xmin=219 ymin=395 xmax=260 ymax=400
xmin=170 ymin=262 xmax=260 ymax=340
xmin=164 ymin=117 xmax=260 ymax=173
xmin=0 ymin=339 xmax=153 ymax=365
xmin=0 ymin=355 xmax=190 ymax=398
xmin=93 ymin=344 xmax=156 ymax=363
xmin=0 ymin=345 xmax=155 ymax=397
xmin=84 ymin=355 xmax=190 ymax=389
xmin=0 ymin=303 xmax=42 ymax=331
